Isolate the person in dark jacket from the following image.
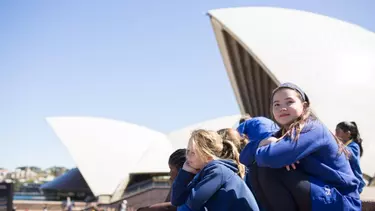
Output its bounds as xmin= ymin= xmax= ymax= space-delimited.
xmin=171 ymin=129 xmax=259 ymax=211
xmin=237 ymin=116 xmax=279 ymax=211
xmin=137 ymin=149 xmax=186 ymax=211
xmin=336 ymin=121 xmax=366 ymax=193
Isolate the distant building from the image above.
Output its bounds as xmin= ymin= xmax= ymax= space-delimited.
xmin=41 ymin=168 xmax=94 ymax=201
xmin=0 ymin=169 xmax=9 ymax=182
xmin=10 ymin=167 xmax=38 ymax=181
xmin=44 ymin=167 xmax=68 ymax=178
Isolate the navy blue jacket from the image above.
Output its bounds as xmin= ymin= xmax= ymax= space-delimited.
xmin=171 ymin=160 xmax=259 ymax=211
xmin=255 ymin=119 xmax=361 ymax=211
xmin=237 ymin=117 xmax=279 ymax=167
xmin=347 ymin=141 xmax=366 ymax=194
xmin=237 ymin=117 xmax=279 ymax=191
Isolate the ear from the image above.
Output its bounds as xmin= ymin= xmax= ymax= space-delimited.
xmin=302 ymin=102 xmax=308 ymax=111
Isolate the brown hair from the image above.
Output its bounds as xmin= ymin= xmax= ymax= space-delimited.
xmin=271 ymin=86 xmax=350 ymax=158
xmin=217 ymin=128 xmax=249 ymax=152
xmin=189 ymin=129 xmax=245 ymax=178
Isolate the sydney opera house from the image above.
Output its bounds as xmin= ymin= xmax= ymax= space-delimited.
xmin=44 ymin=7 xmax=375 ymax=210
xmin=45 ymin=115 xmax=242 ymax=210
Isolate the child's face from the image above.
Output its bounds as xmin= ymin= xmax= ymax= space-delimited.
xmin=272 ymin=88 xmax=306 ymax=126
xmin=186 ymin=141 xmax=206 ymax=171
xmin=169 ymin=164 xmax=179 ymax=182
xmin=335 ymin=127 xmax=351 ymax=142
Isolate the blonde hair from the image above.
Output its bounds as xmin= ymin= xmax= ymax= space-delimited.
xmin=217 ymin=128 xmax=249 ymax=152
xmin=189 ymin=129 xmax=245 ymax=178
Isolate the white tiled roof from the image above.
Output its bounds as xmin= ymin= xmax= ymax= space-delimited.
xmin=46 ymin=115 xmax=240 ymax=196
xmin=209 ymin=7 xmax=375 ymax=177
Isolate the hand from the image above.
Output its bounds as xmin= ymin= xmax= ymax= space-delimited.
xmin=182 ymin=161 xmax=199 ymax=174
xmin=285 ymin=161 xmax=300 ymax=171
xmin=258 ymin=137 xmax=278 ymax=148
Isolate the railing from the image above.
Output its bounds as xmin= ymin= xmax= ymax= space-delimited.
xmin=13 ymin=192 xmax=59 ymax=201
xmin=122 ymin=180 xmax=170 ymax=198
xmin=14 ymin=192 xmax=42 ymax=196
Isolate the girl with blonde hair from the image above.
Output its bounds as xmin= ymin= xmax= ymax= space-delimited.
xmin=171 ymin=129 xmax=259 ymax=211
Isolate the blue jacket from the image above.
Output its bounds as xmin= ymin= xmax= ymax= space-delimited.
xmin=237 ymin=117 xmax=279 ymax=191
xmin=237 ymin=117 xmax=279 ymax=167
xmin=347 ymin=141 xmax=366 ymax=194
xmin=171 ymin=159 xmax=259 ymax=211
xmin=255 ymin=119 xmax=361 ymax=211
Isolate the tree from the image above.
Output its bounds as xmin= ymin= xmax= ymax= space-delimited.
xmin=13 ymin=180 xmax=22 ymax=192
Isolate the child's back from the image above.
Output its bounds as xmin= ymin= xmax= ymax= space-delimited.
xmin=347 ymin=141 xmax=366 ymax=193
xmin=172 ymin=159 xmax=258 ymax=211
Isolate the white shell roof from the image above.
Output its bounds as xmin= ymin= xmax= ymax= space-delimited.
xmin=167 ymin=115 xmax=241 ymax=150
xmin=209 ymin=7 xmax=375 ymax=176
xmin=46 ymin=115 xmax=241 ymax=196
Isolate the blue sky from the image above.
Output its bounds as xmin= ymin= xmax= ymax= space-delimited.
xmin=1 ymin=0 xmax=374 ymax=170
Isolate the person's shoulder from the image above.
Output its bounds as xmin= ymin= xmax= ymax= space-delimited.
xmin=348 ymin=141 xmax=359 ymax=148
xmin=253 ymin=116 xmax=272 ymax=121
xmin=202 ymin=160 xmax=234 ymax=174
xmin=303 ymin=119 xmax=325 ymax=133
xmin=203 ymin=160 xmax=223 ymax=170
xmin=251 ymin=116 xmax=274 ymax=125
xmin=348 ymin=141 xmax=360 ymax=154
xmin=303 ymin=119 xmax=334 ymax=145
xmin=253 ymin=117 xmax=279 ymax=131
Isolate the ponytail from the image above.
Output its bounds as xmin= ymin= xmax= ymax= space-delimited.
xmin=217 ymin=128 xmax=249 ymax=152
xmin=189 ymin=129 xmax=245 ymax=178
xmin=350 ymin=122 xmax=364 ymax=157
xmin=337 ymin=121 xmax=364 ymax=157
xmin=221 ymin=139 xmax=245 ymax=178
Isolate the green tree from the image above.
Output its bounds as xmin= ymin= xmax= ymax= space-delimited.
xmin=13 ymin=180 xmax=22 ymax=192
